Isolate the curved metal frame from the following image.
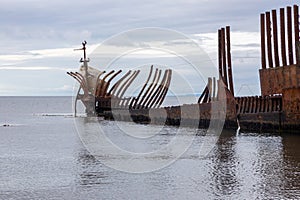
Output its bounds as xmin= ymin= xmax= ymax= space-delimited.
xmin=131 ymin=65 xmax=153 ymax=109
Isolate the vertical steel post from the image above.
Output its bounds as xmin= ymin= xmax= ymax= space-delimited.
xmin=266 ymin=12 xmax=274 ymax=68
xmin=287 ymin=6 xmax=294 ymax=65
xmin=294 ymin=5 xmax=300 ymax=64
xmin=218 ymin=29 xmax=223 ymax=78
xmin=221 ymin=28 xmax=228 ymax=87
xmin=280 ymin=8 xmax=287 ymax=66
xmin=272 ymin=10 xmax=280 ymax=67
xmin=261 ymin=13 xmax=267 ymax=69
xmin=226 ymin=26 xmax=234 ymax=96
xmin=212 ymin=77 xmax=216 ymax=101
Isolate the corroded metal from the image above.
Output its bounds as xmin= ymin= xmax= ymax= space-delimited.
xmin=113 ymin=70 xmax=135 ymax=97
xmin=137 ymin=68 xmax=159 ymax=109
xmin=208 ymin=77 xmax=212 ymax=101
xmin=235 ymin=96 xmax=282 ymax=114
xmin=147 ymin=69 xmax=168 ymax=109
xmin=94 ymin=71 xmax=106 ymax=95
xmin=287 ymin=6 xmax=294 ymax=65
xmin=198 ymin=86 xmax=208 ymax=104
xmin=218 ymin=29 xmax=223 ymax=78
xmin=226 ymin=26 xmax=234 ymax=96
xmin=272 ymin=9 xmax=280 ymax=67
xmin=141 ymin=69 xmax=162 ymax=108
xmin=118 ymin=70 xmax=140 ymax=99
xmin=156 ymin=70 xmax=172 ymax=108
xmin=100 ymin=70 xmax=122 ymax=97
xmin=221 ymin=28 xmax=228 ymax=87
xmin=294 ymin=5 xmax=300 ymax=64
xmin=212 ymin=77 xmax=216 ymax=100
xmin=95 ymin=70 xmax=114 ymax=97
xmin=152 ymin=69 xmax=171 ymax=108
xmin=280 ymin=8 xmax=287 ymax=66
xmin=266 ymin=11 xmax=273 ymax=68
xmin=261 ymin=13 xmax=267 ymax=69
xmin=67 ymin=72 xmax=88 ymax=95
xmin=68 ymin=5 xmax=300 ymax=132
xmin=131 ymin=65 xmax=153 ymax=109
xmin=108 ymin=70 xmax=131 ymax=97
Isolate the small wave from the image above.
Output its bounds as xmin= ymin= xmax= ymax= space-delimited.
xmin=34 ymin=113 xmax=74 ymax=117
xmin=34 ymin=113 xmax=88 ymax=118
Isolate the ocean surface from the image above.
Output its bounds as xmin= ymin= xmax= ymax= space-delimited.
xmin=0 ymin=96 xmax=299 ymax=199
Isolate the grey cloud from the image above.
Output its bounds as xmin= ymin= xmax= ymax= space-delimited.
xmin=233 ymin=43 xmax=260 ymax=48
xmin=0 ymin=0 xmax=295 ymax=95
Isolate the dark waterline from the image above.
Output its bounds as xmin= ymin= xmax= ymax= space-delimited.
xmin=0 ymin=97 xmax=299 ymax=199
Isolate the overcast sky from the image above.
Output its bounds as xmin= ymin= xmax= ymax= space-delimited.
xmin=0 ymin=0 xmax=296 ymax=96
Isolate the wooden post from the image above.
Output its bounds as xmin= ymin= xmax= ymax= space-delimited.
xmin=279 ymin=97 xmax=282 ymax=111
xmin=251 ymin=97 xmax=255 ymax=113
xmin=253 ymin=97 xmax=257 ymax=113
xmin=272 ymin=10 xmax=280 ymax=67
xmin=252 ymin=97 xmax=257 ymax=113
xmin=208 ymin=77 xmax=212 ymax=101
xmin=297 ymin=41 xmax=300 ymax=65
xmin=280 ymin=8 xmax=287 ymax=66
xmin=242 ymin=97 xmax=246 ymax=113
xmin=236 ymin=97 xmax=240 ymax=113
xmin=218 ymin=29 xmax=223 ymax=79
xmin=212 ymin=77 xmax=216 ymax=101
xmin=255 ymin=96 xmax=261 ymax=113
xmin=268 ymin=96 xmax=273 ymax=112
xmin=198 ymin=87 xmax=208 ymax=104
xmin=221 ymin=28 xmax=228 ymax=87
xmin=244 ymin=97 xmax=249 ymax=113
xmin=287 ymin=6 xmax=294 ymax=65
xmin=272 ymin=98 xmax=277 ymax=111
xmin=294 ymin=5 xmax=300 ymax=64
xmin=239 ymin=98 xmax=243 ymax=113
xmin=266 ymin=12 xmax=274 ymax=68
xmin=247 ymin=97 xmax=251 ymax=113
xmin=261 ymin=96 xmax=265 ymax=112
xmin=264 ymin=97 xmax=268 ymax=112
xmin=202 ymin=88 xmax=210 ymax=103
xmin=249 ymin=97 xmax=253 ymax=113
xmin=226 ymin=26 xmax=234 ymax=96
xmin=261 ymin=13 xmax=267 ymax=69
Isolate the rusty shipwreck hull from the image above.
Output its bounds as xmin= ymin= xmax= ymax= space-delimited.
xmin=95 ymin=95 xmax=298 ymax=133
xmin=101 ymin=101 xmax=238 ymax=130
xmin=68 ymin=4 xmax=300 ymax=133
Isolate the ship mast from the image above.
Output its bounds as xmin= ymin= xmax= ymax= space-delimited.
xmin=75 ymin=41 xmax=90 ymax=92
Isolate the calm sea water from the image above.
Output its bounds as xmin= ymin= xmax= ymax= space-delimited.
xmin=0 ymin=97 xmax=299 ymax=199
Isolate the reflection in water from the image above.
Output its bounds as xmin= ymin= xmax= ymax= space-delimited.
xmin=71 ymin=127 xmax=300 ymax=199
xmin=211 ymin=131 xmax=239 ymax=198
xmin=255 ymin=136 xmax=284 ymax=198
xmin=205 ymin=131 xmax=299 ymax=199
xmin=1 ymin=123 xmax=300 ymax=199
xmin=0 ymin=94 xmax=299 ymax=199
xmin=282 ymin=135 xmax=300 ymax=199
xmin=76 ymin=149 xmax=109 ymax=186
